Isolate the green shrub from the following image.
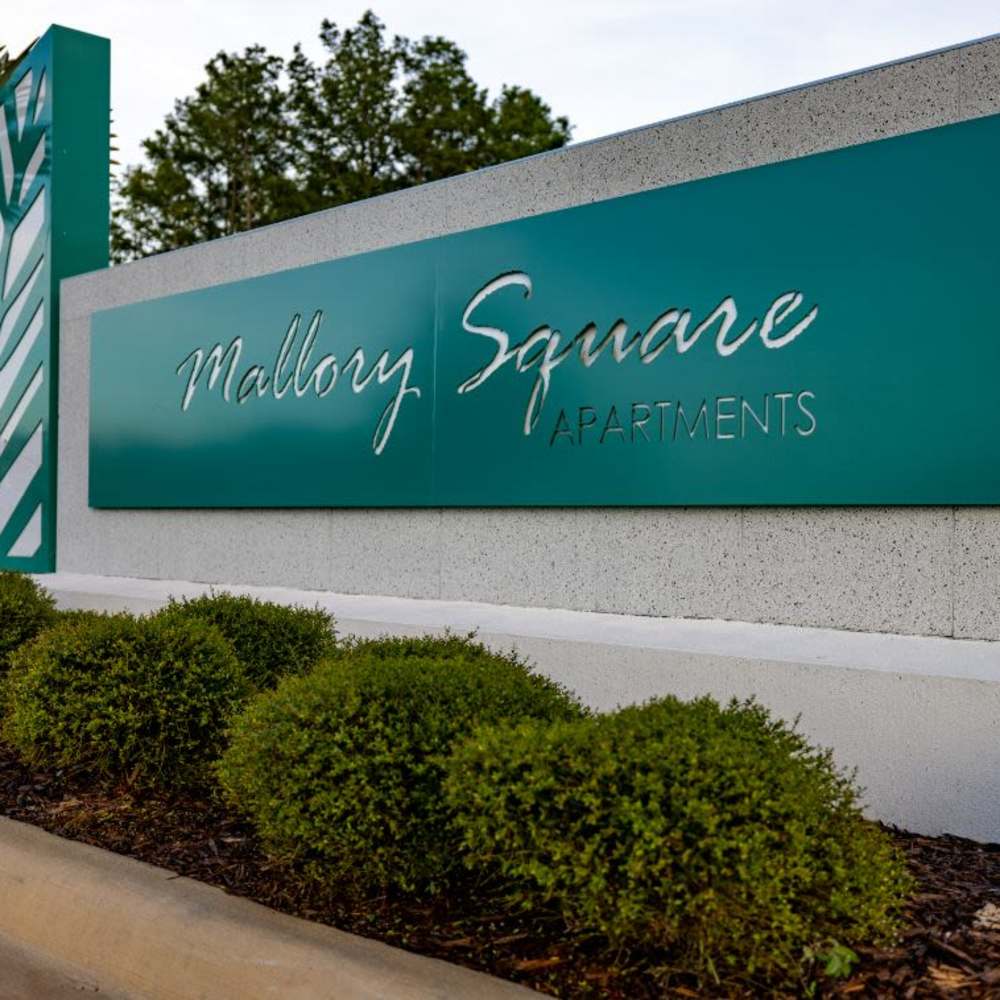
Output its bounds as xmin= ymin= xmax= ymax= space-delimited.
xmin=154 ymin=592 xmax=336 ymax=689
xmin=55 ymin=608 xmax=111 ymax=626
xmin=218 ymin=637 xmax=584 ymax=892
xmin=328 ymin=630 xmax=504 ymax=662
xmin=444 ymin=696 xmax=912 ymax=987
xmin=0 ymin=571 xmax=56 ymax=673
xmin=4 ymin=613 xmax=249 ymax=786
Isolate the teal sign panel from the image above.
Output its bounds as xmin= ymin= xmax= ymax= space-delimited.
xmin=0 ymin=27 xmax=109 ymax=566
xmin=92 ymin=111 xmax=1000 ymax=507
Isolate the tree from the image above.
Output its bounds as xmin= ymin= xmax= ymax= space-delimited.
xmin=113 ymin=11 xmax=571 ymax=261
xmin=113 ymin=46 xmax=300 ymax=260
xmin=286 ymin=13 xmax=402 ymax=209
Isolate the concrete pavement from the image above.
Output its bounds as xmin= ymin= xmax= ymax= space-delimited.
xmin=0 ymin=935 xmax=122 ymax=998
xmin=0 ymin=816 xmax=535 ymax=999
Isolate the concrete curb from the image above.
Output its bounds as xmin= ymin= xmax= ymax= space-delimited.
xmin=0 ymin=816 xmax=536 ymax=999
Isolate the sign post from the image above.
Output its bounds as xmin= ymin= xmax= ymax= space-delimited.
xmin=0 ymin=26 xmax=109 ymax=569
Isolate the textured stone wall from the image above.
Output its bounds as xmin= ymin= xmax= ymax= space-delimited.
xmin=59 ymin=35 xmax=1000 ymax=638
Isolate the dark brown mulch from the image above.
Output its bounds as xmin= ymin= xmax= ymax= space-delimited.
xmin=0 ymin=746 xmax=997 ymax=999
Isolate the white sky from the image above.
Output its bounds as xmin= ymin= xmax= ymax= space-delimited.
xmin=5 ymin=1 xmax=1000 ymax=173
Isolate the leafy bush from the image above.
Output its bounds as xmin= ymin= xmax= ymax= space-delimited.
xmin=328 ymin=630 xmax=503 ymax=662
xmin=3 ymin=613 xmax=249 ymax=786
xmin=218 ymin=637 xmax=584 ymax=892
xmin=55 ymin=608 xmax=111 ymax=626
xmin=0 ymin=571 xmax=56 ymax=673
xmin=154 ymin=592 xmax=335 ymax=689
xmin=444 ymin=696 xmax=912 ymax=987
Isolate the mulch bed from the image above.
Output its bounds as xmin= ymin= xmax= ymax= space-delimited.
xmin=1 ymin=745 xmax=998 ymax=999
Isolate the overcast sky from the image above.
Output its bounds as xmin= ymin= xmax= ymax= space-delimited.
xmin=5 ymin=1 xmax=1000 ymax=172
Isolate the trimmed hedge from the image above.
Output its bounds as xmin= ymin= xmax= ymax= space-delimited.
xmin=444 ymin=696 xmax=912 ymax=986
xmin=328 ymin=630 xmax=511 ymax=663
xmin=56 ymin=608 xmax=111 ymax=626
xmin=154 ymin=593 xmax=336 ymax=690
xmin=3 ymin=612 xmax=249 ymax=786
xmin=0 ymin=571 xmax=56 ymax=674
xmin=218 ymin=637 xmax=584 ymax=892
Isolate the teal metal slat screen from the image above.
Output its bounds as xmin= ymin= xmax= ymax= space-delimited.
xmin=0 ymin=26 xmax=109 ymax=569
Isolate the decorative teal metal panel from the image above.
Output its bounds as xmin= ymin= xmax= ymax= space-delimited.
xmin=90 ymin=109 xmax=1000 ymax=507
xmin=0 ymin=27 xmax=109 ymax=568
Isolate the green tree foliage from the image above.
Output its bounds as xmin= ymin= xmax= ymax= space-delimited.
xmin=112 ymin=46 xmax=299 ymax=260
xmin=113 ymin=11 xmax=571 ymax=260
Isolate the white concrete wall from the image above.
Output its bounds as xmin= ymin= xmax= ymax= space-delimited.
xmin=57 ymin=36 xmax=1000 ymax=640
xmin=49 ymin=38 xmax=1000 ymax=841
xmin=41 ymin=572 xmax=1000 ymax=841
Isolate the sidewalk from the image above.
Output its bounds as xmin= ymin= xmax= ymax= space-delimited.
xmin=0 ymin=816 xmax=534 ymax=999
xmin=0 ymin=935 xmax=124 ymax=998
